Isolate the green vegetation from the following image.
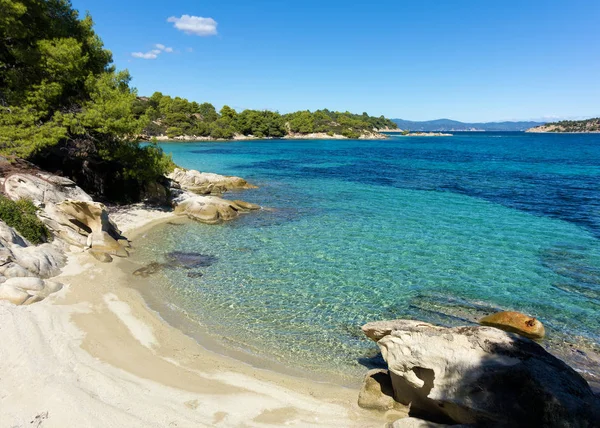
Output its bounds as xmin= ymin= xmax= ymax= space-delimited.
xmin=541 ymin=118 xmax=600 ymax=133
xmin=0 ymin=196 xmax=50 ymax=244
xmin=0 ymin=0 xmax=174 ymax=201
xmin=134 ymin=93 xmax=398 ymax=139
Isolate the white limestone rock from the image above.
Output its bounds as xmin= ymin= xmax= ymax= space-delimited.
xmin=363 ymin=319 xmax=600 ymax=427
xmin=174 ymin=195 xmax=260 ymax=224
xmin=3 ymin=173 xmax=92 ymax=205
xmin=168 ymin=168 xmax=257 ymax=195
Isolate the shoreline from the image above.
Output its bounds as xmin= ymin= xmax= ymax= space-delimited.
xmin=0 ymin=206 xmax=391 ymax=428
xmin=145 ymin=131 xmax=389 ymax=143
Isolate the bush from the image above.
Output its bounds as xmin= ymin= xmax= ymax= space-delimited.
xmin=0 ymin=197 xmax=50 ymax=244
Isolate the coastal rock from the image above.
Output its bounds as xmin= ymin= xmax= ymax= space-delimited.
xmin=0 ymin=221 xmax=65 ymax=279
xmin=3 ymin=173 xmax=92 ymax=205
xmin=174 ymin=195 xmax=259 ymax=224
xmin=363 ymin=319 xmax=600 ymax=427
xmin=42 ymin=200 xmax=128 ymax=258
xmin=389 ymin=417 xmax=464 ymax=428
xmin=2 ymin=170 xmax=127 ymax=260
xmin=358 ymin=369 xmax=404 ymax=412
xmin=479 ymin=311 xmax=545 ymax=339
xmin=0 ymin=278 xmax=63 ymax=305
xmin=167 ymin=168 xmax=257 ymax=195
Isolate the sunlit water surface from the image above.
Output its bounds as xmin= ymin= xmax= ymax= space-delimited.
xmin=131 ymin=133 xmax=600 ymax=385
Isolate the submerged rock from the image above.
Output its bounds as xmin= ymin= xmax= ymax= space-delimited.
xmin=133 ymin=262 xmax=165 ymax=278
xmin=168 ymin=168 xmax=257 ymax=195
xmin=362 ymin=319 xmax=600 ymax=427
xmin=479 ymin=311 xmax=545 ymax=339
xmin=166 ymin=252 xmax=217 ymax=269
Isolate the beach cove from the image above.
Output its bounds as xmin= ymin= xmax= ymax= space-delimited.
xmin=0 ymin=206 xmax=389 ymax=427
xmin=2 ymin=132 xmax=600 ymax=427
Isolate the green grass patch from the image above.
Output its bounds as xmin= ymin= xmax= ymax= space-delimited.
xmin=0 ymin=196 xmax=50 ymax=244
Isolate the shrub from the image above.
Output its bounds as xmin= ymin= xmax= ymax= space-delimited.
xmin=0 ymin=197 xmax=51 ymax=244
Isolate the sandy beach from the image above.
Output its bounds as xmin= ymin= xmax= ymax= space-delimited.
xmin=0 ymin=208 xmax=392 ymax=428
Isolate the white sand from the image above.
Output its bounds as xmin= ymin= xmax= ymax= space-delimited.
xmin=0 ymin=207 xmax=390 ymax=427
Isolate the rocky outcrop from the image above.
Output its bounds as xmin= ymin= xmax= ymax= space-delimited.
xmin=2 ymin=173 xmax=93 ymax=204
xmin=167 ymin=168 xmax=257 ymax=195
xmin=42 ymin=200 xmax=129 ymax=260
xmin=362 ymin=319 xmax=600 ymax=427
xmin=479 ymin=311 xmax=545 ymax=339
xmin=174 ymin=195 xmax=260 ymax=224
xmin=2 ymin=171 xmax=129 ymax=262
xmin=0 ymin=221 xmax=65 ymax=304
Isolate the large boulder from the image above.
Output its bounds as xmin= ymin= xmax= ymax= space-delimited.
xmin=42 ymin=200 xmax=128 ymax=258
xmin=0 ymin=221 xmax=65 ymax=305
xmin=479 ymin=311 xmax=545 ymax=339
xmin=0 ymin=221 xmax=65 ymax=280
xmin=168 ymin=168 xmax=257 ymax=195
xmin=174 ymin=195 xmax=260 ymax=224
xmin=362 ymin=319 xmax=600 ymax=427
xmin=3 ymin=173 xmax=92 ymax=205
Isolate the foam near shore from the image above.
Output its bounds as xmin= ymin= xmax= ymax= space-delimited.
xmin=0 ymin=206 xmax=388 ymax=428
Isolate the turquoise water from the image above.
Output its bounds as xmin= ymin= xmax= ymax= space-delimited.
xmin=134 ymin=133 xmax=600 ymax=383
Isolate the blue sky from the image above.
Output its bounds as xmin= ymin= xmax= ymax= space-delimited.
xmin=71 ymin=0 xmax=599 ymax=122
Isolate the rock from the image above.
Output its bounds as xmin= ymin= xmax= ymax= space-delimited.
xmin=358 ymin=369 xmax=404 ymax=412
xmin=479 ymin=311 xmax=545 ymax=339
xmin=174 ymin=195 xmax=257 ymax=224
xmin=42 ymin=200 xmax=128 ymax=256
xmin=132 ymin=262 xmax=165 ymax=277
xmin=0 ymin=278 xmax=63 ymax=305
xmin=3 ymin=173 xmax=92 ymax=205
xmin=362 ymin=319 xmax=430 ymax=342
xmin=364 ymin=319 xmax=600 ymax=427
xmin=10 ymin=243 xmax=65 ymax=278
xmin=389 ymin=417 xmax=463 ymax=428
xmin=232 ymin=200 xmax=261 ymax=210
xmin=168 ymin=168 xmax=257 ymax=195
xmin=0 ymin=284 xmax=30 ymax=305
xmin=89 ymin=250 xmax=113 ymax=263
xmin=3 ymin=277 xmax=45 ymax=291
xmin=0 ymin=221 xmax=65 ymax=279
xmin=165 ymin=252 xmax=217 ymax=269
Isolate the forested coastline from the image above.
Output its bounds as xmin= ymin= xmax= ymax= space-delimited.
xmin=134 ymin=93 xmax=397 ymax=140
xmin=0 ymin=0 xmax=396 ymax=203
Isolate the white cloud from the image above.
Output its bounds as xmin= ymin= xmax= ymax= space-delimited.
xmin=131 ymin=51 xmax=159 ymax=59
xmin=186 ymin=47 xmax=194 ymax=53
xmin=167 ymin=15 xmax=218 ymax=36
xmin=132 ymin=44 xmax=175 ymax=59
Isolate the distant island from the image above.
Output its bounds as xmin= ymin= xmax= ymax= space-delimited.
xmin=392 ymin=118 xmax=546 ymax=132
xmin=526 ymin=118 xmax=600 ymax=133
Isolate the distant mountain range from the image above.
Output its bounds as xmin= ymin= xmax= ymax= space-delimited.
xmin=392 ymin=119 xmax=546 ymax=132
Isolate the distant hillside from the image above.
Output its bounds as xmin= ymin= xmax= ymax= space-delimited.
xmin=392 ymin=119 xmax=546 ymax=132
xmin=526 ymin=118 xmax=600 ymax=133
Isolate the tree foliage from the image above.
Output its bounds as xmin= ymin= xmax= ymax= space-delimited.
xmin=0 ymin=0 xmax=174 ymax=202
xmin=135 ymin=93 xmax=398 ymax=140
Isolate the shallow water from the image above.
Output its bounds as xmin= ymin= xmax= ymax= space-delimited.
xmin=132 ymin=133 xmax=600 ymax=385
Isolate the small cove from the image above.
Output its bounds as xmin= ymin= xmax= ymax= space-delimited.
xmin=129 ymin=133 xmax=600 ymax=387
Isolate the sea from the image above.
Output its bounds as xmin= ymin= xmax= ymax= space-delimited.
xmin=131 ymin=132 xmax=600 ymax=387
